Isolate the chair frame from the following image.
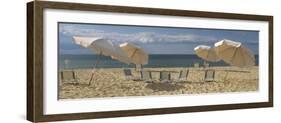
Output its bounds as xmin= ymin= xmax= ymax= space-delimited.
xmin=60 ymin=70 xmax=79 ymax=85
xmin=204 ymin=69 xmax=215 ymax=82
xmin=123 ymin=68 xmax=142 ymax=81
xmin=179 ymin=69 xmax=189 ymax=81
xmin=123 ymin=69 xmax=133 ymax=80
xmin=141 ymin=71 xmax=153 ymax=82
xmin=160 ymin=71 xmax=171 ymax=82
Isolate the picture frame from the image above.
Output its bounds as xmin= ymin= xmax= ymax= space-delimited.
xmin=27 ymin=1 xmax=273 ymax=122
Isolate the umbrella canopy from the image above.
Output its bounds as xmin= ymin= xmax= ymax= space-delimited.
xmin=194 ymin=45 xmax=220 ymax=62
xmin=120 ymin=43 xmax=149 ymax=65
xmin=214 ymin=39 xmax=255 ymax=67
xmin=73 ymin=36 xmax=131 ymax=64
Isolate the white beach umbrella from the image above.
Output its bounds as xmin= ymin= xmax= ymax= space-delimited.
xmin=214 ymin=39 xmax=255 ymax=82
xmin=194 ymin=45 xmax=220 ymax=62
xmin=120 ymin=42 xmax=149 ymax=65
xmin=73 ymin=36 xmax=131 ymax=85
xmin=73 ymin=36 xmax=131 ymax=64
xmin=214 ymin=39 xmax=255 ymax=67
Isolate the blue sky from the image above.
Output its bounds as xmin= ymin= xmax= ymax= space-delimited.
xmin=59 ymin=22 xmax=259 ymax=55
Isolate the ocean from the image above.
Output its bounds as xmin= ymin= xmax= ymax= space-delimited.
xmin=59 ymin=54 xmax=259 ymax=69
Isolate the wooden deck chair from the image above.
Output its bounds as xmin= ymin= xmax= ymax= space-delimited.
xmin=135 ymin=64 xmax=143 ymax=71
xmin=178 ymin=69 xmax=189 ymax=81
xmin=123 ymin=69 xmax=141 ymax=81
xmin=160 ymin=71 xmax=171 ymax=83
xmin=203 ymin=62 xmax=209 ymax=68
xmin=60 ymin=71 xmax=79 ymax=85
xmin=140 ymin=71 xmax=153 ymax=83
xmin=204 ymin=69 xmax=215 ymax=82
xmin=194 ymin=62 xmax=200 ymax=68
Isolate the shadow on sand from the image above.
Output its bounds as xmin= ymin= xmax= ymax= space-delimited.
xmin=145 ymin=82 xmax=185 ymax=92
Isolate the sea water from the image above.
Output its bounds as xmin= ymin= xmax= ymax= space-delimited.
xmin=59 ymin=54 xmax=259 ymax=69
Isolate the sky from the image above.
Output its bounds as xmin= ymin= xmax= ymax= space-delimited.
xmin=59 ymin=22 xmax=259 ymax=55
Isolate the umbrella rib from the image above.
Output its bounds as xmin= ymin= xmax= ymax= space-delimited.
xmin=243 ymin=48 xmax=255 ymax=62
xmin=239 ymin=49 xmax=246 ymax=67
xmin=241 ymin=48 xmax=252 ymax=66
xmin=219 ymin=46 xmax=234 ymax=62
xmin=230 ymin=47 xmax=238 ymax=65
xmin=205 ymin=49 xmax=211 ymax=62
xmin=206 ymin=50 xmax=210 ymax=59
xmin=130 ymin=49 xmax=138 ymax=58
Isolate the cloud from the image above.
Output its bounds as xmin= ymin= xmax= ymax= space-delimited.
xmin=60 ymin=25 xmax=105 ymax=36
xmin=59 ymin=25 xmax=218 ymax=44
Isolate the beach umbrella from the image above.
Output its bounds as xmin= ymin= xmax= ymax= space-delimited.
xmin=214 ymin=39 xmax=255 ymax=67
xmin=214 ymin=39 xmax=255 ymax=81
xmin=194 ymin=45 xmax=220 ymax=62
xmin=73 ymin=36 xmax=131 ymax=64
xmin=73 ymin=36 xmax=131 ymax=85
xmin=120 ymin=42 xmax=149 ymax=65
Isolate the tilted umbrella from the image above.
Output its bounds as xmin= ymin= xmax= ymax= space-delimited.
xmin=73 ymin=36 xmax=131 ymax=85
xmin=73 ymin=36 xmax=131 ymax=64
xmin=214 ymin=39 xmax=255 ymax=67
xmin=214 ymin=39 xmax=255 ymax=81
xmin=120 ymin=42 xmax=149 ymax=65
xmin=194 ymin=45 xmax=220 ymax=62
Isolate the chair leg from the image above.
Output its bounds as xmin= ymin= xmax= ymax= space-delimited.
xmin=223 ymin=71 xmax=229 ymax=82
xmin=74 ymin=80 xmax=79 ymax=85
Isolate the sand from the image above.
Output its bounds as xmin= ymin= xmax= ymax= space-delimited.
xmin=59 ymin=66 xmax=258 ymax=99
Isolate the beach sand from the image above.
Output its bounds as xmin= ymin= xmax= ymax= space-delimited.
xmin=59 ymin=66 xmax=258 ymax=99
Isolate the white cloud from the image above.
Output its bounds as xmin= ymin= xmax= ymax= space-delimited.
xmin=60 ymin=25 xmax=105 ymax=36
xmin=60 ymin=25 xmax=219 ymax=44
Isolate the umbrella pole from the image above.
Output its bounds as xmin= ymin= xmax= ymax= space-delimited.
xmin=88 ymin=54 xmax=101 ymax=86
xmin=135 ymin=64 xmax=139 ymax=71
xmin=204 ymin=61 xmax=207 ymax=69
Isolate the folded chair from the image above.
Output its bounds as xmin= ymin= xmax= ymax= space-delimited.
xmin=204 ymin=69 xmax=215 ymax=82
xmin=203 ymin=62 xmax=210 ymax=68
xmin=141 ymin=71 xmax=153 ymax=83
xmin=194 ymin=62 xmax=200 ymax=68
xmin=160 ymin=71 xmax=171 ymax=83
xmin=178 ymin=69 xmax=189 ymax=81
xmin=60 ymin=70 xmax=79 ymax=85
xmin=123 ymin=69 xmax=141 ymax=81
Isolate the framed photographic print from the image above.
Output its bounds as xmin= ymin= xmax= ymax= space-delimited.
xmin=27 ymin=1 xmax=273 ymax=122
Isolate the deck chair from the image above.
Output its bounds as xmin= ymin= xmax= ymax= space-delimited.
xmin=194 ymin=62 xmax=200 ymax=68
xmin=141 ymin=71 xmax=153 ymax=83
xmin=204 ymin=69 xmax=215 ymax=82
xmin=60 ymin=71 xmax=79 ymax=85
xmin=203 ymin=62 xmax=209 ymax=68
xmin=123 ymin=69 xmax=141 ymax=81
xmin=178 ymin=69 xmax=189 ymax=81
xmin=160 ymin=71 xmax=171 ymax=83
xmin=135 ymin=64 xmax=143 ymax=72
